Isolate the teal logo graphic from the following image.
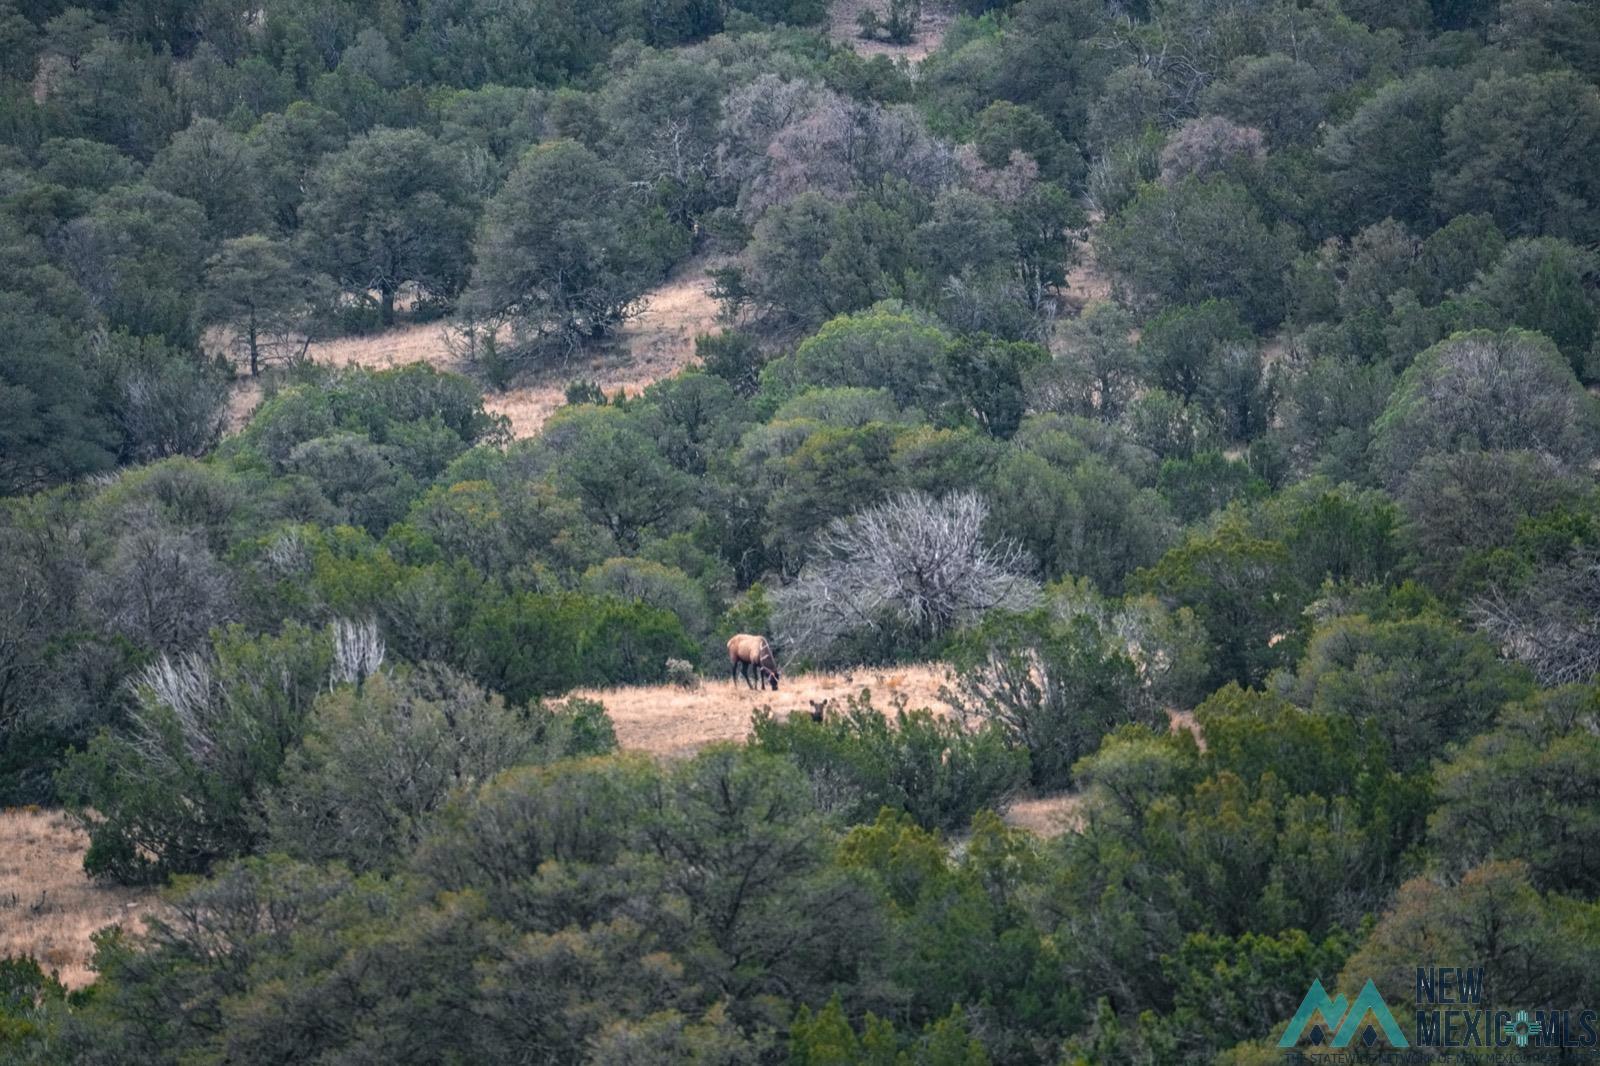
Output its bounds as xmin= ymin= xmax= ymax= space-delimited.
xmin=1279 ymin=978 xmax=1410 ymax=1049
xmin=1504 ymin=1010 xmax=1543 ymax=1048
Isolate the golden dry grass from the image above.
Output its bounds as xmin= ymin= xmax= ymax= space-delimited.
xmin=577 ymin=662 xmax=958 ymax=758
xmin=0 ymin=807 xmax=161 ymax=989
xmin=223 ymin=373 xmax=265 ymax=434
xmin=224 ymin=257 xmax=725 ymax=438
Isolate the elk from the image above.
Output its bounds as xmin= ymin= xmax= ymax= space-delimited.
xmin=727 ymin=634 xmax=780 ymax=690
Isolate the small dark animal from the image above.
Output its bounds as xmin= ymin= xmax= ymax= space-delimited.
xmin=808 ymin=699 xmax=827 ymax=722
xmin=727 ymin=633 xmax=780 ymax=690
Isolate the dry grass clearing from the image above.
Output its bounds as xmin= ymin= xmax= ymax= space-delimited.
xmin=225 ymin=257 xmax=724 ymax=438
xmin=579 ymin=663 xmax=1088 ymax=838
xmin=578 ymin=672 xmax=1202 ymax=838
xmin=482 ymin=259 xmax=725 ymax=436
xmin=576 ymin=662 xmax=957 ymax=758
xmin=827 ymin=0 xmax=954 ymax=63
xmin=0 ymin=807 xmax=160 ymax=989
xmin=1003 ymin=793 xmax=1086 ymax=836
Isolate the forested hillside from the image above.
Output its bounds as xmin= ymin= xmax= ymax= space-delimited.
xmin=3 ymin=0 xmax=1600 ymax=1060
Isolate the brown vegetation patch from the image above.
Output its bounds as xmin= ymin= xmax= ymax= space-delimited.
xmin=224 ymin=374 xmax=264 ymax=434
xmin=1002 ymin=793 xmax=1085 ymax=836
xmin=0 ymin=807 xmax=161 ymax=989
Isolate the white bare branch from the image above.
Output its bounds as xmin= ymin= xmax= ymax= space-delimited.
xmin=1472 ymin=550 xmax=1600 ymax=688
xmin=331 ymin=618 xmax=385 ymax=688
xmin=129 ymin=652 xmax=221 ymax=771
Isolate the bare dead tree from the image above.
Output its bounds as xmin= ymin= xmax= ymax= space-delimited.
xmin=91 ymin=512 xmax=236 ymax=653
xmin=1472 ymin=550 xmax=1600 ymax=687
xmin=1157 ymin=116 xmax=1266 ymax=186
xmin=725 ymin=89 xmax=955 ymax=220
xmin=331 ymin=618 xmax=385 ymax=689
xmin=716 ymin=74 xmax=827 ymax=202
xmin=775 ymin=491 xmax=1040 ymax=657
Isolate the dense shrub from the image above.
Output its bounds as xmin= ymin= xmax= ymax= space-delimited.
xmin=56 ymin=623 xmax=333 ymax=883
xmin=749 ymin=692 xmax=1027 ymax=830
xmin=946 ymin=610 xmax=1167 ymax=788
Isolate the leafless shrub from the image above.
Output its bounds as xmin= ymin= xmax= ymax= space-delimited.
xmin=665 ymin=658 xmax=698 ymax=689
xmin=262 ymin=527 xmax=310 ymax=578
xmin=954 ymin=144 xmax=1041 ymax=206
xmin=1374 ymin=331 xmax=1600 ymax=489
xmin=1157 ymin=115 xmax=1265 ymax=186
xmin=267 ymin=666 xmax=539 ymax=870
xmin=938 ymin=270 xmax=1055 ymax=343
xmin=722 ymin=87 xmax=954 ymax=218
xmin=91 ymin=513 xmax=236 ymax=652
xmin=1086 ymin=134 xmax=1163 ymax=218
xmin=117 ymin=362 xmax=230 ymax=460
xmin=716 ymin=75 xmax=828 ymax=202
xmin=775 ymin=491 xmax=1040 ymax=656
xmin=1473 ymin=551 xmax=1600 ymax=687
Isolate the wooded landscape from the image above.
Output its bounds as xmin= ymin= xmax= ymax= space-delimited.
xmin=2 ymin=0 xmax=1600 ymax=1060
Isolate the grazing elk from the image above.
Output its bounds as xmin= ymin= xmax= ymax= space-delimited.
xmin=727 ymin=633 xmax=780 ymax=690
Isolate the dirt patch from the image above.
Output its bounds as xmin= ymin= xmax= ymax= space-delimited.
xmin=828 ymin=0 xmax=954 ymax=63
xmin=224 ymin=259 xmax=725 ymax=438
xmin=0 ymin=807 xmax=161 ymax=989
xmin=1260 ymin=334 xmax=1291 ymax=370
xmin=1063 ymin=212 xmax=1113 ymax=316
xmin=1063 ymin=253 xmax=1114 ymax=314
xmin=577 ymin=663 xmax=956 ymax=758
